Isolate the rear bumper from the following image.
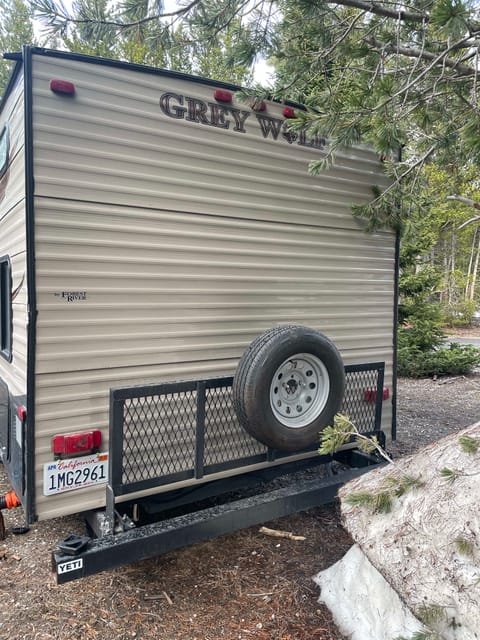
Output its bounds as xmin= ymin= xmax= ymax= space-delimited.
xmin=53 ymin=449 xmax=383 ymax=584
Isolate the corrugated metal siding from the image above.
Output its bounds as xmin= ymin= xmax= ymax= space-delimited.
xmin=0 ymin=70 xmax=27 ymax=398
xmin=31 ymin=54 xmax=395 ymax=519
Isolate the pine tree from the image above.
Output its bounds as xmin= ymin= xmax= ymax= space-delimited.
xmin=32 ymin=0 xmax=480 ymax=224
xmin=0 ymin=0 xmax=35 ymax=96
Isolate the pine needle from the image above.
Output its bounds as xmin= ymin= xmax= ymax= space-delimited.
xmin=459 ymin=435 xmax=479 ymax=454
xmin=439 ymin=467 xmax=461 ymax=483
xmin=415 ymin=604 xmax=446 ymax=627
xmin=373 ymin=491 xmax=393 ymax=514
xmin=454 ymin=536 xmax=475 ymax=557
xmin=344 ymin=491 xmax=375 ymax=509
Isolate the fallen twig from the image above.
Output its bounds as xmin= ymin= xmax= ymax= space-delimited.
xmin=259 ymin=526 xmax=306 ymax=541
xmin=144 ymin=590 xmax=173 ymax=605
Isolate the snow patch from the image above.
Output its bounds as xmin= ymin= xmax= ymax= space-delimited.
xmin=315 ymin=544 xmax=424 ymax=640
xmin=316 ymin=423 xmax=480 ymax=640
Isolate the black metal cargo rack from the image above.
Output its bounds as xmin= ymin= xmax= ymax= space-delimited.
xmin=53 ymin=362 xmax=386 ymax=583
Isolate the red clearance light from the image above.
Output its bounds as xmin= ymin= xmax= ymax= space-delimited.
xmin=214 ymin=89 xmax=233 ymax=103
xmin=364 ymin=388 xmax=390 ymax=403
xmin=53 ymin=430 xmax=102 ymax=457
xmin=17 ymin=405 xmax=27 ymax=422
xmin=283 ymin=107 xmax=296 ymax=119
xmin=50 ymin=79 xmax=75 ymax=96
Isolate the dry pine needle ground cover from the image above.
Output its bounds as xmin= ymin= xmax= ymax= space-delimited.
xmin=1 ymin=349 xmax=479 ymax=640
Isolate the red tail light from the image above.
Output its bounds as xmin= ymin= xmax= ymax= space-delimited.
xmin=53 ymin=430 xmax=102 ymax=457
xmin=364 ymin=388 xmax=390 ymax=402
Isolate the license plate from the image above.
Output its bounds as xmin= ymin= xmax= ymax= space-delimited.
xmin=43 ymin=453 xmax=109 ymax=496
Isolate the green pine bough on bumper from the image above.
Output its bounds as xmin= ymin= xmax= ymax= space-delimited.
xmin=318 ymin=414 xmax=424 ymax=514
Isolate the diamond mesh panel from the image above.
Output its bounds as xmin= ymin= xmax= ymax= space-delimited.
xmin=112 ymin=364 xmax=383 ymax=494
xmin=122 ymin=390 xmax=197 ymax=484
xmin=203 ymin=386 xmax=266 ymax=466
xmin=341 ymin=368 xmax=379 ymax=433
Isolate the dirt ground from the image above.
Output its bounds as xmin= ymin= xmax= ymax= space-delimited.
xmin=1 ymin=341 xmax=479 ymax=640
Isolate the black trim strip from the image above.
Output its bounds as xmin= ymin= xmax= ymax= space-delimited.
xmin=374 ymin=364 xmax=385 ymax=432
xmin=23 ymin=45 xmax=37 ymax=524
xmin=31 ymin=46 xmax=244 ymax=91
xmin=3 ymin=53 xmax=22 ymax=62
xmin=194 ymin=381 xmax=206 ymax=480
xmin=391 ymin=146 xmax=402 ymax=442
xmin=0 ymin=254 xmax=13 ymax=362
xmin=20 ymin=47 xmax=307 ymax=110
xmin=391 ymin=229 xmax=400 ymax=440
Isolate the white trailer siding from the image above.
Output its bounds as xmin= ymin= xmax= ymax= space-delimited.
xmin=30 ymin=53 xmax=395 ymax=520
xmin=0 ymin=68 xmax=28 ymax=399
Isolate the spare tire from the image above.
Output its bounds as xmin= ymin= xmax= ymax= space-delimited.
xmin=233 ymin=325 xmax=345 ymax=451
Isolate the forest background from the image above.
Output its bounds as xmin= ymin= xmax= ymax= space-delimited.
xmin=2 ymin=0 xmax=480 ymax=376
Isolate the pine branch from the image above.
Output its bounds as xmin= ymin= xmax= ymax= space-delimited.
xmin=447 ymin=196 xmax=480 ymax=230
xmin=34 ymin=0 xmax=204 ymax=31
xmin=440 ymin=467 xmax=461 ymax=483
xmin=343 ymin=473 xmax=424 ymax=514
xmin=328 ymin=0 xmax=427 ymax=23
xmin=440 ymin=467 xmax=480 ymax=482
xmin=357 ymin=143 xmax=436 ymax=214
xmin=447 ymin=195 xmax=480 ymax=210
xmin=319 ymin=413 xmax=394 ymax=464
xmin=365 ymin=37 xmax=475 ymax=77
xmin=370 ymin=33 xmax=478 ymax=114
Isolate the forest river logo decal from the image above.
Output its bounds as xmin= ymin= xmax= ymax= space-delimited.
xmin=53 ymin=291 xmax=87 ymax=302
xmin=159 ymin=92 xmax=326 ymax=150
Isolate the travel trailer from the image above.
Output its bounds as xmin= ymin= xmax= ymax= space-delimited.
xmin=0 ymin=47 xmax=396 ymax=582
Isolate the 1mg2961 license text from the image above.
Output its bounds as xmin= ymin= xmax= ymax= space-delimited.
xmin=43 ymin=454 xmax=109 ymax=496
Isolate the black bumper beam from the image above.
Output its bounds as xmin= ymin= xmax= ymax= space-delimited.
xmin=53 ymin=454 xmax=380 ymax=584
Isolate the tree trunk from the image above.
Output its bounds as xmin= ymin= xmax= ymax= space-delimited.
xmin=470 ymin=227 xmax=480 ymax=302
xmin=449 ymin=230 xmax=456 ymax=304
xmin=465 ymin=228 xmax=477 ymax=301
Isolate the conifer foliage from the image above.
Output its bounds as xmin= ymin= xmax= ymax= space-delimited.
xmin=32 ymin=0 xmax=480 ymax=226
xmin=0 ymin=0 xmax=35 ymax=95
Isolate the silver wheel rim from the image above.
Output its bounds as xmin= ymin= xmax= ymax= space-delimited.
xmin=269 ymin=353 xmax=330 ymax=428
